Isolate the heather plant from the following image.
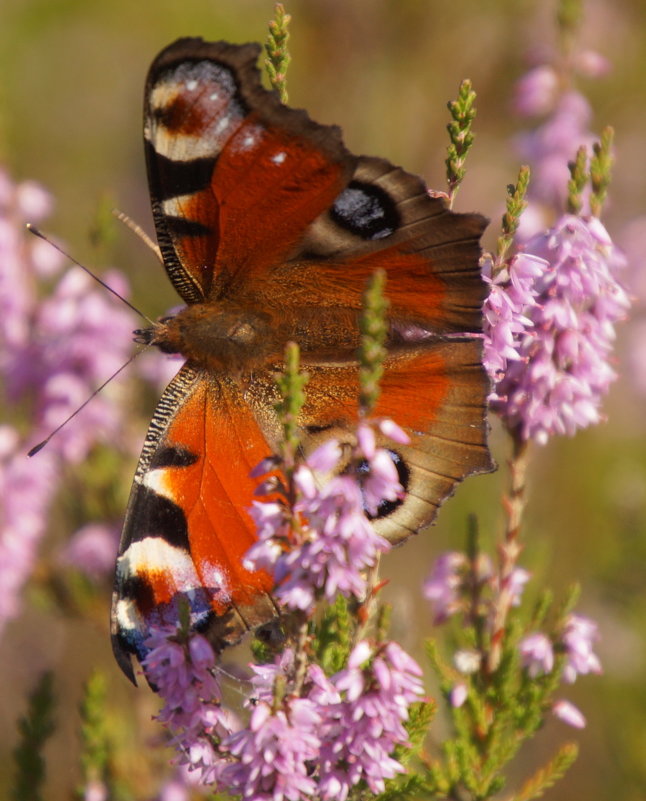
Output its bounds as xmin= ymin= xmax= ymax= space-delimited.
xmin=2 ymin=1 xmax=636 ymax=800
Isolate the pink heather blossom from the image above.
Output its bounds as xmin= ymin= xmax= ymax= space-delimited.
xmin=482 ymin=253 xmax=545 ymax=379
xmin=0 ymin=425 xmax=58 ymax=635
xmin=247 ymin=648 xmax=296 ymax=705
xmin=490 ymin=215 xmax=629 ymax=444
xmin=450 ymin=683 xmax=468 ymax=708
xmin=142 ymin=626 xmax=232 ymax=779
xmin=519 ymin=632 xmax=555 ymax=677
xmin=0 ymin=167 xmax=142 ymax=636
xmin=516 ymin=91 xmax=594 ymax=211
xmin=513 ymin=65 xmax=559 ymax=117
xmin=315 ymin=641 xmax=424 ymax=801
xmin=155 ymin=779 xmax=189 ymax=801
xmin=552 ymin=699 xmax=586 ymax=729
xmin=561 ymin=613 xmax=602 ymax=683
xmin=58 ymin=522 xmax=119 ymax=578
xmin=246 ymin=420 xmax=405 ymax=612
xmin=24 ymin=267 xmax=136 ymax=463
xmin=508 ymin=567 xmax=531 ymax=605
xmin=573 ymin=49 xmax=611 ymax=78
xmin=423 ymin=551 xmax=467 ymax=623
xmin=146 ymin=627 xmax=424 ymax=798
xmin=219 ymin=699 xmax=321 ymax=801
xmin=83 ymin=779 xmax=108 ymax=801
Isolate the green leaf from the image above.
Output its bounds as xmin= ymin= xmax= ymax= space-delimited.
xmin=274 ymin=341 xmax=309 ymax=466
xmin=313 ymin=595 xmax=353 ymax=674
xmin=358 ymin=269 xmax=389 ymax=416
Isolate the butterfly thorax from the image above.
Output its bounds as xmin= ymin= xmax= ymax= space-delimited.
xmin=141 ymin=301 xmax=283 ymax=371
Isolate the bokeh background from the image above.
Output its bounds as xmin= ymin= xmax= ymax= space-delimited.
xmin=1 ymin=0 xmax=646 ymax=799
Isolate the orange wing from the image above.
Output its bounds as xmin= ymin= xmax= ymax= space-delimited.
xmin=111 ymin=365 xmax=277 ymax=683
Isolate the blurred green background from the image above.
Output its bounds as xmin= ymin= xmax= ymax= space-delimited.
xmin=1 ymin=0 xmax=646 ymax=799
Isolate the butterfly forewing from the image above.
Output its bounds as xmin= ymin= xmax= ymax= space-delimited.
xmin=112 ymin=365 xmax=278 ymax=683
xmin=144 ymin=38 xmax=355 ymax=302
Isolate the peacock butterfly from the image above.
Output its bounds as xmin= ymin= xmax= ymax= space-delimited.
xmin=110 ymin=37 xmax=493 ymax=683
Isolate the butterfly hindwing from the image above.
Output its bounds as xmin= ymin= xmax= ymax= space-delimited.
xmin=251 ymin=338 xmax=492 ymax=544
xmin=111 ymin=364 xmax=278 ymax=682
xmin=294 ymin=155 xmax=488 ymax=334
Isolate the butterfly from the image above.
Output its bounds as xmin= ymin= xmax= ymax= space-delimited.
xmin=111 ymin=37 xmax=493 ymax=683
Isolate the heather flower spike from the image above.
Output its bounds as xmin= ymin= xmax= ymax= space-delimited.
xmin=566 ymin=146 xmax=588 ymax=215
xmin=589 ymin=126 xmax=614 ymax=218
xmin=492 ymin=215 xmax=629 ymax=443
xmin=496 ymin=166 xmax=531 ymax=267
xmin=265 ymin=3 xmax=291 ymax=102
xmin=557 ymin=0 xmax=583 ymax=46
xmin=445 ymin=78 xmax=477 ymax=205
xmin=358 ymin=268 xmax=389 ymax=415
xmin=274 ymin=341 xmax=308 ymax=468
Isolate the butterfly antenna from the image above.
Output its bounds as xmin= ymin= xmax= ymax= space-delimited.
xmin=112 ymin=208 xmax=163 ymax=264
xmin=28 ymin=349 xmax=144 ymax=457
xmin=26 ymin=223 xmax=155 ymax=326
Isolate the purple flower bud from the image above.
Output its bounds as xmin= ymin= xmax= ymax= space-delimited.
xmin=423 ymin=551 xmax=466 ymax=623
xmin=519 ymin=632 xmax=555 ymax=677
xmin=83 ymin=779 xmax=108 ymax=801
xmin=508 ymin=567 xmax=531 ymax=605
xmin=513 ymin=65 xmax=559 ymax=117
xmin=247 ymin=423 xmax=396 ymax=613
xmin=306 ymin=439 xmax=342 ymax=473
xmin=376 ymin=418 xmax=410 ymax=444
xmin=59 ymin=523 xmax=119 ymax=579
xmin=574 ymin=49 xmax=611 ymax=78
xmin=450 ymin=683 xmax=468 ymax=708
xmin=561 ymin=613 xmax=602 ymax=683
xmin=552 ymin=699 xmax=586 ymax=728
xmin=356 ymin=422 xmax=376 ymax=459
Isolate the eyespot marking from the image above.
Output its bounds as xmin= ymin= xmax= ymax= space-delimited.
xmin=331 ymin=181 xmax=399 ymax=240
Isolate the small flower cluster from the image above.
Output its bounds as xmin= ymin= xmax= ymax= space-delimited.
xmin=485 ymin=215 xmax=629 ymax=444
xmin=142 ymin=626 xmax=234 ymax=781
xmin=482 ymin=27 xmax=630 ymax=445
xmin=0 ymin=167 xmax=136 ymax=634
xmin=519 ymin=612 xmax=602 ymax=729
xmin=245 ymin=419 xmax=409 ymax=612
xmin=424 ymin=551 xmax=529 ymax=628
xmin=144 ymin=626 xmax=424 ymax=801
xmin=481 ymin=252 xmax=545 ymax=379
xmin=424 ymin=550 xmax=601 ymax=729
xmin=513 ymin=41 xmax=609 ymax=230
xmin=145 ymin=415 xmax=428 ymax=799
